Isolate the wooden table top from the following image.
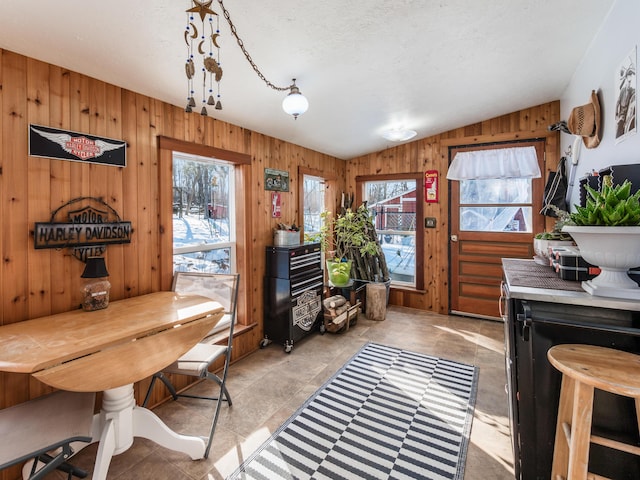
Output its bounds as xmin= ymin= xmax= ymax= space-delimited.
xmin=0 ymin=292 xmax=223 ymax=391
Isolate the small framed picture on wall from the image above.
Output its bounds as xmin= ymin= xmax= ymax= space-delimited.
xmin=264 ymin=168 xmax=289 ymax=191
xmin=615 ymin=45 xmax=637 ymax=144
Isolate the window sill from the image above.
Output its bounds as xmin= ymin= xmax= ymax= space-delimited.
xmin=207 ymin=321 xmax=257 ymax=345
xmin=390 ymin=285 xmax=426 ymax=295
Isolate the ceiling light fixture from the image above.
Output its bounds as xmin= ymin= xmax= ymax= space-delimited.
xmin=381 ymin=128 xmax=417 ymax=142
xmin=183 ymin=0 xmax=308 ymax=119
xmin=281 ymin=79 xmax=309 ymax=119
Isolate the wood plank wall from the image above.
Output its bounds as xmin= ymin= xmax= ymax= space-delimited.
xmin=0 ymin=46 xmax=559 ymax=479
xmin=0 ymin=48 xmax=344 ymax=475
xmin=346 ymin=101 xmax=561 ymax=314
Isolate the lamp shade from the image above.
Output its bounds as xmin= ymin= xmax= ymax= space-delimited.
xmin=282 ymin=86 xmax=309 ymax=119
xmin=81 ymin=256 xmax=109 ymax=278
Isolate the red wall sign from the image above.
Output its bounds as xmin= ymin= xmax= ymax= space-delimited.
xmin=271 ymin=191 xmax=282 ymax=217
xmin=424 ymin=170 xmax=439 ymax=203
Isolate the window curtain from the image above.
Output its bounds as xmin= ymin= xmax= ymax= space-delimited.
xmin=446 ymin=146 xmax=541 ymax=180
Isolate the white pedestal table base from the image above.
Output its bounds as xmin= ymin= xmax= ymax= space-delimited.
xmin=24 ymin=384 xmax=206 ymax=480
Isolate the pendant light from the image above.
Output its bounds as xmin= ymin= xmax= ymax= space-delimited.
xmin=282 ymin=80 xmax=309 ymax=119
xmin=183 ymin=0 xmax=308 ymax=119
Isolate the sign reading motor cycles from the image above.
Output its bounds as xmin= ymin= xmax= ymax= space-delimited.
xmin=34 ymin=197 xmax=132 ymax=261
xmin=29 ymin=124 xmax=126 ymax=166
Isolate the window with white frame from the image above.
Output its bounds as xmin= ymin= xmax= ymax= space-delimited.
xmin=172 ymin=152 xmax=237 ymax=333
xmin=302 ymin=174 xmax=325 ymax=243
xmin=173 ymin=152 xmax=235 ymax=275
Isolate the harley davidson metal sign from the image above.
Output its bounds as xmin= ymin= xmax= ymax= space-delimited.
xmin=29 ymin=124 xmax=126 ymax=166
xmin=34 ymin=197 xmax=132 ymax=261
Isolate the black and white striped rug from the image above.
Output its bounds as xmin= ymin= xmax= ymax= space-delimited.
xmin=228 ymin=342 xmax=478 ymax=480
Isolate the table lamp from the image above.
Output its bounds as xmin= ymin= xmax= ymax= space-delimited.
xmin=81 ymin=256 xmax=111 ymax=311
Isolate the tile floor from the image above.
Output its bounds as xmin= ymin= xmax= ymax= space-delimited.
xmin=44 ymin=306 xmax=515 ymax=479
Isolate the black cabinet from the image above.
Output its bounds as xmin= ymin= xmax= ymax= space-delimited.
xmin=262 ymin=243 xmax=323 ymax=353
xmin=503 ymin=259 xmax=640 ymax=479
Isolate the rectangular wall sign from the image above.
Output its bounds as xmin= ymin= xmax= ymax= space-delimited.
xmin=425 ymin=170 xmax=439 ymax=203
xmin=271 ymin=192 xmax=282 ymax=217
xmin=34 ymin=222 xmax=132 ymax=249
xmin=264 ymin=168 xmax=290 ymax=192
xmin=29 ymin=124 xmax=126 ymax=167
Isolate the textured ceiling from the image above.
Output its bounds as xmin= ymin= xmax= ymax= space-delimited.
xmin=0 ymin=1 xmax=614 ymax=159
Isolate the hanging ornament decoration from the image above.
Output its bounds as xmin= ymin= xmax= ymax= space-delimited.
xmin=182 ymin=0 xmax=308 ymax=119
xmin=184 ymin=0 xmax=223 ymax=115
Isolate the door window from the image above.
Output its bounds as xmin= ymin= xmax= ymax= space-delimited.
xmin=458 ymin=178 xmax=533 ymax=232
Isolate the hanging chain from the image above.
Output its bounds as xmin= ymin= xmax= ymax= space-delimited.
xmin=217 ymin=0 xmax=291 ymax=92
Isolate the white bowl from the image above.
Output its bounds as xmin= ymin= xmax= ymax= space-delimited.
xmin=562 ymin=225 xmax=640 ymax=294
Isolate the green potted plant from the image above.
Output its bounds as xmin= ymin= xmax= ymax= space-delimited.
xmin=533 ymin=205 xmax=574 ymax=262
xmin=322 ymin=206 xmax=383 ymax=287
xmin=567 ymin=177 xmax=640 ymax=226
xmin=562 ymin=176 xmax=640 ymax=297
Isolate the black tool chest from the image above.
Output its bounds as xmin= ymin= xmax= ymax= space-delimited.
xmin=261 ymin=243 xmax=323 ymax=353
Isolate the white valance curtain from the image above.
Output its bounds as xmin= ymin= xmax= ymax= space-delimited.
xmin=446 ymin=146 xmax=541 ymax=180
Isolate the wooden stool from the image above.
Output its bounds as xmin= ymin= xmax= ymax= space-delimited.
xmin=547 ymin=344 xmax=640 ymax=480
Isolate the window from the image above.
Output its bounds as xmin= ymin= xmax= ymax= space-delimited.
xmin=172 ymin=152 xmax=236 ymax=274
xmin=159 ymin=136 xmax=250 ymax=332
xmin=302 ymin=174 xmax=325 ymax=243
xmin=363 ymin=179 xmax=420 ymax=287
xmin=449 ymin=144 xmax=542 ymax=233
xmin=458 ymin=178 xmax=534 ymax=232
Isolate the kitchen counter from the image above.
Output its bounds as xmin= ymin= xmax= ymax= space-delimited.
xmin=502 ymin=258 xmax=640 ymax=479
xmin=502 ymin=258 xmax=640 ymax=311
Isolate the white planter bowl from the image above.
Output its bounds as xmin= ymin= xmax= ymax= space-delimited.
xmin=562 ymin=225 xmax=640 ymax=297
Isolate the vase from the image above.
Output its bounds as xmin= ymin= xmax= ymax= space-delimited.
xmin=81 ymin=277 xmax=111 ymax=311
xmin=326 ymin=260 xmax=353 ymax=287
xmin=562 ymin=225 xmax=640 ymax=299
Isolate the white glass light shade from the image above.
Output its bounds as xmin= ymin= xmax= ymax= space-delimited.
xmin=282 ymin=91 xmax=309 ymax=119
xmin=381 ymin=129 xmax=417 ymax=142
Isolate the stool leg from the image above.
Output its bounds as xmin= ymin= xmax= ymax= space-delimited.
xmin=567 ymin=380 xmax=594 ymax=480
xmin=552 ymin=375 xmax=574 ymax=479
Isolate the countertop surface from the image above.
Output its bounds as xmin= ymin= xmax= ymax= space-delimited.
xmin=502 ymin=258 xmax=640 ymax=311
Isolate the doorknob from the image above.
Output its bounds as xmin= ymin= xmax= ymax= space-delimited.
xmin=450 ymin=235 xmax=458 ymax=242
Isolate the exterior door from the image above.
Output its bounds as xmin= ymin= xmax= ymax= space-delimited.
xmin=449 ymin=140 xmax=545 ymax=319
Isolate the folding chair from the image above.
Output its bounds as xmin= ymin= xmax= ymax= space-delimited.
xmin=143 ymin=272 xmax=239 ymax=458
xmin=0 ymin=390 xmax=95 ymax=480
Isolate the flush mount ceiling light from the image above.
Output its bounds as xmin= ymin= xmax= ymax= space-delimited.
xmin=184 ymin=0 xmax=308 ymax=119
xmin=381 ymin=128 xmax=417 ymax=142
